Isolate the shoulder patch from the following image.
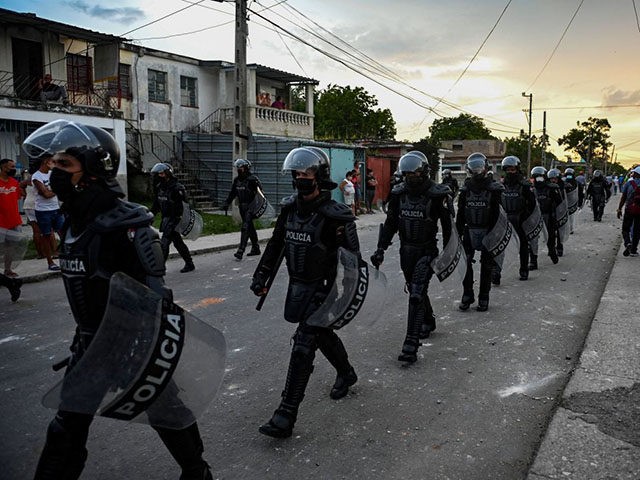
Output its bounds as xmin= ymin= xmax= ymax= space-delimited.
xmin=318 ymin=201 xmax=356 ymax=221
xmin=391 ymin=182 xmax=407 ymax=195
xmin=279 ymin=194 xmax=297 ymax=207
xmin=92 ymin=200 xmax=154 ymax=233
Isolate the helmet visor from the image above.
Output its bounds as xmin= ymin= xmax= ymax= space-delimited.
xmin=398 ymin=153 xmax=425 ymax=174
xmin=282 ymin=148 xmax=323 ymax=174
xmin=467 ymin=158 xmax=486 ymax=174
xmin=22 ymin=119 xmax=74 ymax=158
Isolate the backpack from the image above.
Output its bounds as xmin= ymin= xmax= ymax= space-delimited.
xmin=627 ymin=180 xmax=640 ymax=215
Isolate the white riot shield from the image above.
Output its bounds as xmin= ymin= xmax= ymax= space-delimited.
xmin=42 ymin=272 xmax=226 ymax=430
xmin=431 ymin=229 xmax=467 ymax=285
xmin=556 ymin=199 xmax=570 ymax=243
xmin=178 ymin=202 xmax=203 ymax=241
xmin=0 ymin=227 xmax=29 ymax=270
xmin=566 ymin=188 xmax=579 ymax=215
xmin=482 ymin=206 xmax=520 ymax=272
xmin=522 ymin=204 xmax=543 ymax=241
xmin=306 ymin=248 xmax=387 ymax=329
xmin=249 ymin=187 xmax=277 ymax=228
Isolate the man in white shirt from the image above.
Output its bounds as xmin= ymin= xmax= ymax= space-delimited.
xmin=31 ymin=155 xmax=63 ymax=270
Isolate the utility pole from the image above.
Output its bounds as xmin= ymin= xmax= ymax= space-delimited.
xmin=233 ymin=0 xmax=248 ymax=162
xmin=522 ymin=92 xmax=533 ymax=174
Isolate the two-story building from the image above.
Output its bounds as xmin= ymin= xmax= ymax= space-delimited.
xmin=1 ymin=7 xmax=365 ymax=208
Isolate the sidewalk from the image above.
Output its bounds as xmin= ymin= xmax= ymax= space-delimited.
xmin=13 ymin=210 xmax=388 ymax=283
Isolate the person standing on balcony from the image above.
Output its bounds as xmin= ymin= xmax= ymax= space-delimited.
xmin=222 ymin=159 xmax=262 ymax=260
xmin=38 ymin=74 xmax=69 ymax=105
xmin=271 ymin=95 xmax=286 ymax=109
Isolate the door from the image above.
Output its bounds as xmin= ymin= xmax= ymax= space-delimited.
xmin=12 ymin=38 xmax=43 ymax=100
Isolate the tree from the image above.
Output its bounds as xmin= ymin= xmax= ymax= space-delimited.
xmin=410 ymin=138 xmax=441 ymax=177
xmin=314 ymin=84 xmax=396 ymax=141
xmin=557 ymin=117 xmax=612 ymax=171
xmin=427 ymin=113 xmax=496 ymax=146
xmin=503 ymin=131 xmax=558 ymax=170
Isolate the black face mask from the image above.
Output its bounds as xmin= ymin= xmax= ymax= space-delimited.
xmin=295 ymin=178 xmax=317 ymax=196
xmin=406 ymin=175 xmax=425 ymax=190
xmin=6 ymin=168 xmax=17 ymax=177
xmin=50 ymin=168 xmax=76 ymax=202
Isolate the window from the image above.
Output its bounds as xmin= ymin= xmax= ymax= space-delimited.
xmin=66 ymin=53 xmax=93 ymax=92
xmin=148 ymin=69 xmax=167 ymax=103
xmin=180 ymin=76 xmax=198 ymax=107
xmin=108 ymin=63 xmax=131 ymax=98
xmin=452 ymin=144 xmax=463 ymax=151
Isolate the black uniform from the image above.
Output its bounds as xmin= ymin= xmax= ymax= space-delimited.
xmin=376 ymin=179 xmax=452 ymax=362
xmin=224 ymin=171 xmax=262 ymax=257
xmin=456 ymin=176 xmax=504 ymax=311
xmin=441 ymin=175 xmax=459 ymax=198
xmin=586 ymin=177 xmax=611 ymax=221
xmin=34 ymin=184 xmax=211 ymax=480
xmin=252 ymin=191 xmax=360 ymax=438
xmin=501 ymin=173 xmax=537 ymax=279
xmin=152 ymin=176 xmax=194 ymax=269
xmin=532 ymin=179 xmax=562 ymax=264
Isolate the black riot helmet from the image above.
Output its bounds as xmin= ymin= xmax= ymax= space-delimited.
xmin=501 ymin=155 xmax=520 ymax=169
xmin=466 ymin=152 xmax=488 ymax=176
xmin=442 ymin=168 xmax=452 ymax=178
xmin=593 ymin=170 xmax=603 ymax=178
xmin=531 ymin=166 xmax=547 ymax=182
xmin=398 ymin=151 xmax=429 ymax=176
xmin=547 ymin=168 xmax=561 ymax=179
xmin=234 ymin=158 xmax=251 ymax=170
xmin=23 ymin=120 xmax=120 ymax=181
xmin=282 ymin=146 xmax=337 ymax=190
xmin=564 ymin=167 xmax=575 ymax=176
xmin=151 ymin=162 xmax=174 ymax=176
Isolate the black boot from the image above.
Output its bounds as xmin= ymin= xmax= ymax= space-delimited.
xmin=556 ymin=244 xmax=563 ymax=257
xmin=155 ymin=423 xmax=212 ymax=480
xmin=549 ymin=249 xmax=559 ymax=264
xmin=398 ymin=304 xmax=423 ymax=363
xmin=9 ymin=278 xmax=22 ymax=302
xmin=247 ymin=245 xmax=261 ymax=256
xmin=519 ymin=269 xmax=529 ymax=281
xmin=459 ymin=291 xmax=475 ymax=311
xmin=317 ymin=330 xmax=356 ymax=400
xmin=476 ymin=296 xmax=489 ymax=312
xmin=491 ymin=269 xmax=501 ymax=286
xmin=260 ymin=333 xmax=315 ymax=438
xmin=420 ymin=311 xmax=436 ymax=339
xmin=233 ymin=249 xmax=244 ymax=260
xmin=330 ymin=367 xmax=357 ymax=400
xmin=529 ymin=254 xmax=538 ymax=270
xmin=180 ymin=262 xmax=195 ymax=273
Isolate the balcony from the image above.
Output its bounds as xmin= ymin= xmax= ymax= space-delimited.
xmin=0 ymin=71 xmax=123 ymax=119
xmin=195 ymin=105 xmax=314 ymax=139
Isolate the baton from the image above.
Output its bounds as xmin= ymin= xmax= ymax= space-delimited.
xmin=256 ymin=247 xmax=285 ymax=311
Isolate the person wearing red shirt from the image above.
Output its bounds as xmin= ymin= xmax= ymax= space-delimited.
xmin=0 ymin=158 xmax=24 ymax=300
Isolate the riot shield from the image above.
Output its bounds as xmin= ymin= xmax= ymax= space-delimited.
xmin=431 ymin=228 xmax=467 ymax=285
xmin=249 ymin=187 xmax=277 ymax=228
xmin=42 ymin=272 xmax=226 ymax=430
xmin=178 ymin=202 xmax=203 ymax=241
xmin=522 ymin=204 xmax=543 ymax=241
xmin=0 ymin=227 xmax=29 ymax=270
xmin=566 ymin=188 xmax=579 ymax=215
xmin=556 ymin=199 xmax=570 ymax=243
xmin=482 ymin=206 xmax=520 ymax=272
xmin=305 ymin=248 xmax=387 ymax=329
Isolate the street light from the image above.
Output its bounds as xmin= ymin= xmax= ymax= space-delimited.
xmin=522 ymin=92 xmax=533 ymax=174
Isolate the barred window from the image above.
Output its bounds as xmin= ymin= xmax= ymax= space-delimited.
xmin=66 ymin=53 xmax=93 ymax=92
xmin=107 ymin=63 xmax=131 ymax=98
xmin=148 ymin=69 xmax=167 ymax=103
xmin=180 ymin=76 xmax=198 ymax=107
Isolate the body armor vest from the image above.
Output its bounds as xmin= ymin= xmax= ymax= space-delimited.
xmin=464 ymin=189 xmax=491 ymax=228
xmin=398 ymin=193 xmax=437 ymax=246
xmin=534 ymin=184 xmax=553 ymax=214
xmin=156 ymin=179 xmax=184 ymax=219
xmin=502 ymin=183 xmax=524 ymax=217
xmin=284 ymin=209 xmax=329 ymax=283
xmin=235 ymin=176 xmax=256 ymax=205
xmin=590 ymin=181 xmax=605 ymax=197
xmin=565 ymin=179 xmax=577 ymax=193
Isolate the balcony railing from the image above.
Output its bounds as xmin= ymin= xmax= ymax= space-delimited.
xmin=0 ymin=71 xmax=123 ymax=115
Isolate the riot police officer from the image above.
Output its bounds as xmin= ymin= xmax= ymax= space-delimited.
xmin=586 ymin=170 xmax=611 ymax=221
xmin=250 ymin=147 xmax=360 ymax=438
xmin=563 ymin=167 xmax=579 ymax=234
xmin=23 ymin=121 xmax=212 ymax=479
xmin=441 ymin=169 xmax=459 ymax=198
xmin=456 ymin=153 xmax=504 ymax=312
xmin=371 ymin=151 xmax=452 ymax=363
xmin=530 ymin=166 xmax=562 ymax=268
xmin=547 ymin=168 xmax=567 ymax=257
xmin=222 ymin=159 xmax=262 ymax=260
xmin=151 ymin=163 xmax=195 ymax=273
xmin=500 ymin=155 xmax=538 ymax=280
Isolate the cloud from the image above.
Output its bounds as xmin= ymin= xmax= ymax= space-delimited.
xmin=601 ymin=87 xmax=640 ymax=106
xmin=66 ymin=1 xmax=145 ymax=25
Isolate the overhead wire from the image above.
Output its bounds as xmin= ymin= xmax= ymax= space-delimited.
xmin=633 ymin=0 xmax=640 ymax=32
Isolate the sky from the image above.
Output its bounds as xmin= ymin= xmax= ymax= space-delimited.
xmin=3 ymin=0 xmax=640 ymax=167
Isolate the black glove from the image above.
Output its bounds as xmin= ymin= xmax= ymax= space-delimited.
xmin=370 ymin=248 xmax=385 ymax=268
xmin=250 ymin=273 xmax=268 ymax=296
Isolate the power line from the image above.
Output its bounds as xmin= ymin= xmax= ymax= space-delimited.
xmin=432 ymin=0 xmax=513 ymax=110
xmin=532 ymin=104 xmax=640 ymax=110
xmin=120 ymin=0 xmax=207 ymax=37
xmin=525 ymin=0 xmax=584 ymax=91
xmin=633 ymin=0 xmax=640 ymax=32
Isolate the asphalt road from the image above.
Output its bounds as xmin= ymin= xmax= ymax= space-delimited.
xmin=0 ymin=207 xmax=621 ymax=480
